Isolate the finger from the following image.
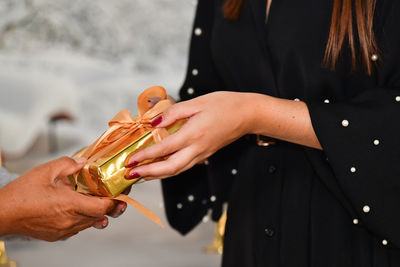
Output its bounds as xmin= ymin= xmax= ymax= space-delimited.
xmin=127 ymin=146 xmax=198 ymax=180
xmin=107 ymin=201 xmax=127 ymax=218
xmin=148 ymin=96 xmax=162 ymax=108
xmin=126 ymin=122 xmax=194 ymax=168
xmin=167 ymin=95 xmax=176 ymax=104
xmin=92 ymin=216 xmax=109 ymax=229
xmin=37 ymin=156 xmax=87 ymax=183
xmin=75 ymin=194 xmax=116 ymax=218
xmin=62 ymin=218 xmax=98 ymax=239
xmin=144 ymin=155 xmax=201 ymax=181
xmin=60 ymin=232 xmax=80 ymax=241
xmin=60 ymin=219 xmax=98 ymax=240
xmin=154 ymin=100 xmax=198 ymax=128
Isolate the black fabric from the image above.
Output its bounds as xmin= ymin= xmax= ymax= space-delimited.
xmin=162 ymin=0 xmax=400 ymax=266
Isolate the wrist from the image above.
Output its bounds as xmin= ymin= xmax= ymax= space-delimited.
xmin=241 ymin=93 xmax=273 ymax=135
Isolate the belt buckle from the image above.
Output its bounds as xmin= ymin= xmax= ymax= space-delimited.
xmin=256 ymin=135 xmax=276 ymax=147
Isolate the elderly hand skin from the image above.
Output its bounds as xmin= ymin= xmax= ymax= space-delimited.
xmin=0 ymin=157 xmax=118 ymax=242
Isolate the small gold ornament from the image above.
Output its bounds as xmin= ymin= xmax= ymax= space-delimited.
xmin=0 ymin=241 xmax=17 ymax=267
xmin=204 ymin=211 xmax=227 ymax=255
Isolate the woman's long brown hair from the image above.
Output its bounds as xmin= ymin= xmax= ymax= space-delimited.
xmin=223 ymin=0 xmax=378 ymax=75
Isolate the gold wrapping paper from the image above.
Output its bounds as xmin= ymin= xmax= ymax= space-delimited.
xmin=69 ymin=86 xmax=185 ymax=227
xmin=69 ymin=119 xmax=184 ymax=197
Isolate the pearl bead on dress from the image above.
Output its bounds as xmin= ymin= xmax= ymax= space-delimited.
xmin=363 ymin=205 xmax=371 ymax=213
xmin=187 ymin=87 xmax=195 ymax=95
xmin=194 ymin=28 xmax=202 ymax=36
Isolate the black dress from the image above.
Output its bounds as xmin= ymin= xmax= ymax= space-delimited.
xmin=161 ymin=0 xmax=400 ymax=266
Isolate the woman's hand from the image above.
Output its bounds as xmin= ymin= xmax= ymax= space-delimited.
xmin=125 ymin=91 xmax=255 ymax=180
xmin=125 ymin=91 xmax=322 ymax=181
xmin=0 ymin=157 xmax=117 ymax=241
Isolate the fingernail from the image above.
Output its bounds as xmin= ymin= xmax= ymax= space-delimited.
xmin=151 ymin=116 xmax=163 ymax=127
xmin=126 ymin=160 xmax=139 ymax=168
xmin=127 ymin=171 xmax=141 ymax=180
xmin=74 ymin=157 xmax=87 ymax=164
xmin=121 ymin=206 xmax=127 ymax=213
xmin=102 ymin=218 xmax=108 ymax=228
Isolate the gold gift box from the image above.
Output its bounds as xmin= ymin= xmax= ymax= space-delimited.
xmin=69 ymin=119 xmax=185 ymax=197
xmin=69 ymin=86 xmax=185 ymax=199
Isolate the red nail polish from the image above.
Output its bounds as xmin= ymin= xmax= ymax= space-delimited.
xmin=151 ymin=116 xmax=163 ymax=127
xmin=127 ymin=171 xmax=140 ymax=180
xmin=126 ymin=160 xmax=139 ymax=168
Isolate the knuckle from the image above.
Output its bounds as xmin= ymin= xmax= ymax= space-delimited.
xmin=59 ymin=220 xmax=74 ymax=230
xmin=163 ymin=105 xmax=175 ymax=117
xmin=166 ymin=164 xmax=179 ymax=176
xmin=59 ymin=156 xmax=75 ymax=165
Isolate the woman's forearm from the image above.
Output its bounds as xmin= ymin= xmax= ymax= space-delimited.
xmin=245 ymin=93 xmax=322 ymax=150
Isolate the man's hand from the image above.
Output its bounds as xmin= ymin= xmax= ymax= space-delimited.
xmin=0 ymin=157 xmax=117 ymax=241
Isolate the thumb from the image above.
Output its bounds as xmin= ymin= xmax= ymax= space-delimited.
xmin=37 ymin=156 xmax=87 ymax=183
xmin=154 ymin=101 xmax=197 ymax=128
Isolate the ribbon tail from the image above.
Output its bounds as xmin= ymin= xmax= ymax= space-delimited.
xmin=114 ymin=194 xmax=164 ymax=228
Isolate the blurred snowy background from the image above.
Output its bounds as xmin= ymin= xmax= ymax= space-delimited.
xmin=0 ymin=1 xmax=220 ymax=266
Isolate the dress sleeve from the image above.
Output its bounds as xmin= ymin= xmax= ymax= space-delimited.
xmin=305 ymin=2 xmax=400 ymax=248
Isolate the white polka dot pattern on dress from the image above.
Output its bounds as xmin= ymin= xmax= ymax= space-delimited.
xmin=342 ymin=120 xmax=349 ymax=127
xmin=353 ymin=219 xmax=359 ymax=225
xmin=210 ymin=195 xmax=217 ymax=202
xmin=177 ymin=203 xmax=183 ymax=209
xmin=194 ymin=28 xmax=202 ymax=36
xmin=192 ymin=69 xmax=199 ymax=76
xmin=373 ymin=139 xmax=380 ymax=146
xmin=371 ymin=54 xmax=378 ymax=62
xmin=350 ymin=167 xmax=356 ymax=173
xmin=396 ymin=96 xmax=400 ymax=102
xmin=382 ymin=240 xmax=388 ymax=246
xmin=188 ymin=195 xmax=195 ymax=202
xmin=231 ymin=169 xmax=238 ymax=175
xmin=187 ymin=87 xmax=195 ymax=95
xmin=324 ymin=99 xmax=330 ymax=104
xmin=363 ymin=205 xmax=370 ymax=213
